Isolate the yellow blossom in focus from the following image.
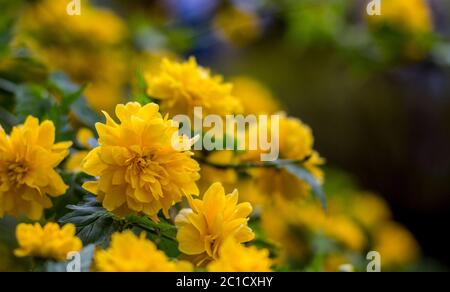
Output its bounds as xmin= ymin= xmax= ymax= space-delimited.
xmin=175 ymin=182 xmax=254 ymax=265
xmin=232 ymin=76 xmax=281 ymax=115
xmin=373 ymin=222 xmax=420 ymax=267
xmin=145 ymin=57 xmax=242 ymax=118
xmin=82 ymin=102 xmax=200 ymax=220
xmin=94 ymin=231 xmax=192 ymax=272
xmin=207 ymin=239 xmax=272 ymax=272
xmin=368 ymin=0 xmax=433 ymax=33
xmin=213 ymin=7 xmax=262 ymax=47
xmin=14 ymin=223 xmax=82 ymax=262
xmin=0 ymin=117 xmax=71 ymax=220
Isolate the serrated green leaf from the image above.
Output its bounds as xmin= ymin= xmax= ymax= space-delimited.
xmin=59 ymin=197 xmax=117 ymax=247
xmin=284 ymin=164 xmax=327 ymax=210
xmin=126 ymin=214 xmax=179 ymax=257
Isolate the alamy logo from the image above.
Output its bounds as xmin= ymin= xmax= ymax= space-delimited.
xmin=367 ymin=0 xmax=381 ymax=16
xmin=366 ymin=251 xmax=381 ymax=272
xmin=66 ymin=251 xmax=81 ymax=272
xmin=171 ymin=107 xmax=280 ymax=162
xmin=67 ymin=0 xmax=81 ymax=16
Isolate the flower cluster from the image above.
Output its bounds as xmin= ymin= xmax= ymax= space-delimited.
xmin=0 ymin=0 xmax=430 ymax=271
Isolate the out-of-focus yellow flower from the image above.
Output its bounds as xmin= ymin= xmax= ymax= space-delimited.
xmin=232 ymin=76 xmax=281 ymax=115
xmin=368 ymin=0 xmax=433 ymax=33
xmin=145 ymin=57 xmax=242 ymax=118
xmin=207 ymin=239 xmax=272 ymax=272
xmin=213 ymin=7 xmax=262 ymax=47
xmin=65 ymin=151 xmax=90 ymax=173
xmin=198 ymin=151 xmax=238 ymax=192
xmin=248 ymin=116 xmax=324 ymax=201
xmin=18 ymin=0 xmax=126 ymax=46
xmin=198 ymin=151 xmax=267 ymax=207
xmin=262 ymin=197 xmax=366 ymax=264
xmin=0 ymin=117 xmax=71 ymax=220
xmin=175 ymin=182 xmax=254 ymax=265
xmin=82 ymin=102 xmax=200 ymax=221
xmin=14 ymin=223 xmax=82 ymax=262
xmin=94 ymin=231 xmax=192 ymax=272
xmin=373 ymin=222 xmax=420 ymax=267
xmin=84 ymin=79 xmax=126 ymax=113
xmin=350 ymin=193 xmax=392 ymax=229
xmin=76 ymin=128 xmax=95 ymax=149
xmin=15 ymin=0 xmax=128 ymax=112
xmin=323 ymin=215 xmax=366 ymax=251
xmin=65 ymin=128 xmax=96 ymax=172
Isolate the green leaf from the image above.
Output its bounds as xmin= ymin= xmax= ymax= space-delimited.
xmin=284 ymin=164 xmax=327 ymax=210
xmin=133 ymin=70 xmax=152 ymax=105
xmin=126 ymin=214 xmax=180 ymax=257
xmin=70 ymin=96 xmax=102 ymax=128
xmin=45 ymin=244 xmax=96 ymax=272
xmin=14 ymin=84 xmax=53 ymax=120
xmin=59 ymin=197 xmax=118 ymax=247
xmin=0 ymin=106 xmax=18 ymax=131
xmin=47 ymin=72 xmax=86 ymax=112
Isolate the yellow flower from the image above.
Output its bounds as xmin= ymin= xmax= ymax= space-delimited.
xmin=373 ymin=222 xmax=420 ymax=268
xmin=65 ymin=128 xmax=95 ymax=172
xmin=175 ymin=182 xmax=254 ymax=265
xmin=232 ymin=76 xmax=280 ymax=115
xmin=207 ymin=239 xmax=272 ymax=272
xmin=350 ymin=193 xmax=392 ymax=229
xmin=145 ymin=57 xmax=242 ymax=118
xmin=82 ymin=102 xmax=200 ymax=220
xmin=0 ymin=117 xmax=71 ymax=220
xmin=76 ymin=128 xmax=95 ymax=149
xmin=14 ymin=223 xmax=82 ymax=262
xmin=368 ymin=0 xmax=432 ymax=33
xmin=249 ymin=115 xmax=324 ymax=200
xmin=323 ymin=215 xmax=367 ymax=251
xmin=262 ymin=197 xmax=367 ymax=264
xmin=18 ymin=0 xmax=126 ymax=46
xmin=65 ymin=151 xmax=90 ymax=173
xmin=15 ymin=0 xmax=128 ymax=112
xmin=94 ymin=231 xmax=192 ymax=272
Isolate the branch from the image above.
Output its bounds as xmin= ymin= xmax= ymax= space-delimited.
xmin=195 ymin=154 xmax=312 ymax=170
